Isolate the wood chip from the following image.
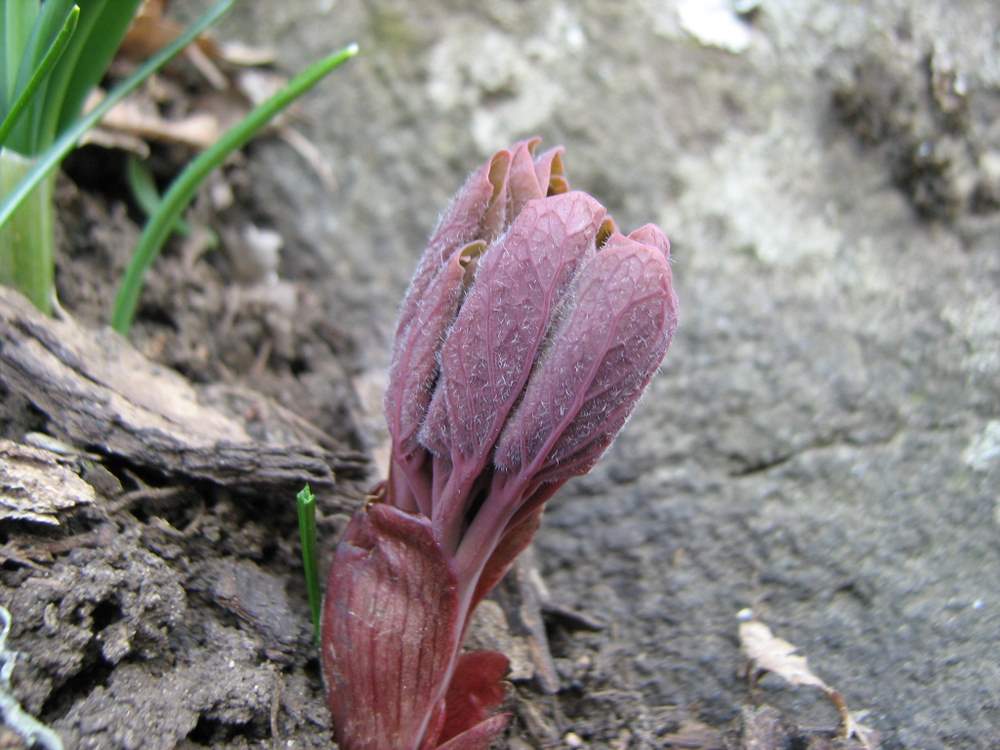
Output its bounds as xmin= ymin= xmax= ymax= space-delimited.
xmin=0 ymin=440 xmax=96 ymax=525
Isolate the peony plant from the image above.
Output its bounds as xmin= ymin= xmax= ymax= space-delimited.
xmin=321 ymin=138 xmax=679 ymax=750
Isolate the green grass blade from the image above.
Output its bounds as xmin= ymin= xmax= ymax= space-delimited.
xmin=15 ymin=0 xmax=75 ymax=74
xmin=27 ymin=0 xmax=106 ymax=152
xmin=51 ymin=0 xmax=143 ymax=138
xmin=0 ymin=0 xmax=237 ymax=231
xmin=34 ymin=0 xmax=127 ymax=151
xmin=2 ymin=1 xmax=40 ymax=109
xmin=296 ymin=485 xmax=321 ymax=645
xmin=111 ymin=41 xmax=359 ymax=334
xmin=125 ymin=155 xmax=190 ymax=237
xmin=0 ymin=5 xmax=78 ymax=147
xmin=6 ymin=0 xmax=76 ymax=152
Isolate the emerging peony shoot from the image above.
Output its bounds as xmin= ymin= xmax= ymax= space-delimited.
xmin=321 ymin=138 xmax=678 ymax=750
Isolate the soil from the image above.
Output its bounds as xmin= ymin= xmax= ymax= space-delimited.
xmin=2 ymin=1 xmax=1000 ymax=749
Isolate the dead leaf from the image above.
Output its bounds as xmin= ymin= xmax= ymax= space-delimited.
xmin=119 ymin=2 xmax=221 ymax=64
xmin=278 ymin=126 xmax=339 ymax=192
xmin=91 ymin=89 xmax=221 ymax=148
xmin=120 ymin=1 xmax=274 ymax=69
xmin=739 ymin=617 xmax=880 ymax=749
xmin=235 ymin=68 xmax=290 ymax=107
xmin=184 ymin=41 xmax=227 ymax=91
xmin=661 ymin=719 xmax=725 ymax=749
xmin=74 ymin=1 xmax=291 ymax=177
xmin=79 ymin=126 xmax=150 ymax=157
xmin=216 ymin=40 xmax=277 ymax=68
xmin=739 ymin=620 xmax=829 ymax=691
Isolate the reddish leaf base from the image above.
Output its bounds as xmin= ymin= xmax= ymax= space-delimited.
xmin=323 ymin=505 xmax=510 ymax=750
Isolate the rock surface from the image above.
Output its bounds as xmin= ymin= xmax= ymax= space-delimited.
xmin=207 ymin=1 xmax=999 ymax=747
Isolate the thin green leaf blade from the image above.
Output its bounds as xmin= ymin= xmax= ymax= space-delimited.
xmin=33 ymin=0 xmax=108 ymax=150
xmin=0 ymin=5 xmax=79 ymax=148
xmin=2 ymin=0 xmax=40 ymax=109
xmin=0 ymin=149 xmax=55 ymax=313
xmin=111 ymin=41 xmax=359 ymax=334
xmin=125 ymin=154 xmax=190 ymax=237
xmin=6 ymin=0 xmax=76 ymax=151
xmin=296 ymin=484 xmax=321 ymax=645
xmin=52 ymin=0 xmax=143 ymax=136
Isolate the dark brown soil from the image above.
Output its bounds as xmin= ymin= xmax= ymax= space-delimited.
xmin=1 ymin=155 xmax=369 ymax=749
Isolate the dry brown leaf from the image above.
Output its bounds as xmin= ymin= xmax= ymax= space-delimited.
xmin=80 ymin=2 xmax=283 ymax=162
xmin=235 ymin=69 xmax=290 ymax=107
xmin=119 ymin=9 xmax=221 ymax=63
xmin=120 ymin=2 xmax=274 ymax=69
xmin=216 ymin=40 xmax=277 ymax=68
xmin=739 ymin=617 xmax=880 ymax=749
xmin=278 ymin=126 xmax=338 ymax=192
xmin=184 ymin=41 xmax=227 ymax=90
xmin=80 ymin=126 xmax=150 ymax=157
xmin=93 ymin=90 xmax=221 ymax=148
xmin=739 ymin=620 xmax=829 ymax=691
xmin=661 ymin=719 xmax=725 ymax=749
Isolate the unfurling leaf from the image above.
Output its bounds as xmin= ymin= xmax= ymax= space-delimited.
xmin=323 ymin=139 xmax=680 ymax=749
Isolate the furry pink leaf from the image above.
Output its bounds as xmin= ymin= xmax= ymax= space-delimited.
xmin=395 ymin=150 xmax=511 ymax=339
xmin=427 ymin=191 xmax=606 ymax=465
xmin=495 ymin=227 xmax=678 ymax=482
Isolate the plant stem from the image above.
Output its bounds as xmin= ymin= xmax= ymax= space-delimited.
xmin=110 ymin=41 xmax=358 ymax=335
xmin=0 ymin=148 xmax=53 ymax=312
xmin=296 ymin=485 xmax=321 ymax=646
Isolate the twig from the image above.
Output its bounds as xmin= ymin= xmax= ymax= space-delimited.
xmin=0 ymin=606 xmax=64 ymax=750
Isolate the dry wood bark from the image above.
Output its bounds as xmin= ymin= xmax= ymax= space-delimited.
xmin=0 ymin=440 xmax=95 ymax=524
xmin=0 ymin=288 xmax=364 ymax=493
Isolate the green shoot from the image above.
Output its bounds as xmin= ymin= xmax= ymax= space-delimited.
xmin=1 ymin=0 xmax=144 ymax=157
xmin=110 ymin=41 xmax=359 ymax=334
xmin=36 ymin=1 xmax=143 ymax=152
xmin=0 ymin=149 xmax=54 ymax=311
xmin=0 ymin=0 xmax=233 ymax=313
xmin=0 ymin=0 xmax=234 ymax=227
xmin=126 ymin=155 xmax=191 ymax=238
xmin=296 ymin=484 xmax=321 ymax=645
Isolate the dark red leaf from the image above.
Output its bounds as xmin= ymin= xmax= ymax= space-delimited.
xmin=322 ymin=504 xmax=462 ymax=750
xmin=438 ymin=651 xmax=510 ymax=744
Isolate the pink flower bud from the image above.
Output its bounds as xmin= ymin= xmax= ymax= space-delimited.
xmin=323 ymin=140 xmax=678 ymax=750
